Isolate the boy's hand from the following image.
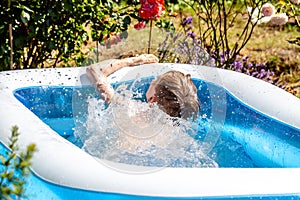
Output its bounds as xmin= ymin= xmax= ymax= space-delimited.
xmin=138 ymin=54 xmax=159 ymax=64
xmin=102 ymin=54 xmax=159 ymax=76
xmin=126 ymin=54 xmax=159 ymax=66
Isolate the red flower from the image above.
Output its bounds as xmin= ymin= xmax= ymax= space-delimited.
xmin=139 ymin=0 xmax=165 ymax=20
xmin=134 ymin=21 xmax=146 ymax=30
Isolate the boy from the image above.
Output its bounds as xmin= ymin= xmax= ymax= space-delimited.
xmin=86 ymin=54 xmax=199 ymax=121
xmin=83 ymin=55 xmax=220 ymax=168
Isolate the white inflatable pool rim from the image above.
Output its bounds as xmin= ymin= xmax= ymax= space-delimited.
xmin=0 ymin=63 xmax=299 ymax=198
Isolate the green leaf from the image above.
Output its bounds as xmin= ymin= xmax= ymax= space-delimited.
xmin=21 ymin=10 xmax=30 ymax=24
xmin=123 ymin=16 xmax=131 ymax=26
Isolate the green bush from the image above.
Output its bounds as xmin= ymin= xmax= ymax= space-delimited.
xmin=1 ymin=0 xmax=85 ymax=70
xmin=0 ymin=0 xmax=141 ymax=71
xmin=277 ymin=0 xmax=300 ymax=47
xmin=0 ymin=126 xmax=36 ymax=200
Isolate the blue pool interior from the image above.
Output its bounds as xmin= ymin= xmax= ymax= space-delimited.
xmin=12 ymin=77 xmax=300 ymax=168
xmin=1 ymin=77 xmax=300 ymax=199
xmin=0 ymin=140 xmax=299 ymax=200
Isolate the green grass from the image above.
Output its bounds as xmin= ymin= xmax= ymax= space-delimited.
xmin=82 ymin=18 xmax=300 ymax=98
xmin=237 ymin=24 xmax=300 ymax=98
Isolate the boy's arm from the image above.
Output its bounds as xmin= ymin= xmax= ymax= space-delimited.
xmin=86 ymin=65 xmax=114 ymax=103
xmin=102 ymin=54 xmax=159 ymax=76
xmin=86 ymin=54 xmax=159 ymax=104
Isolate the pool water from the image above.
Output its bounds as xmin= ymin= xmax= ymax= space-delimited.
xmin=13 ymin=77 xmax=300 ymax=168
xmin=1 ymin=140 xmax=298 ymax=200
xmin=1 ymin=76 xmax=299 ymax=200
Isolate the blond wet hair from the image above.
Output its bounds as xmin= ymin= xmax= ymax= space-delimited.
xmin=153 ymin=70 xmax=199 ymax=121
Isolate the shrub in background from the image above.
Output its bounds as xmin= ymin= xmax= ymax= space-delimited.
xmin=173 ymin=0 xmax=268 ymax=69
xmin=0 ymin=0 xmax=134 ymax=70
xmin=278 ymin=0 xmax=300 ymax=46
xmin=157 ymin=16 xmax=214 ymax=66
xmin=0 ymin=0 xmax=176 ymax=71
xmin=1 ymin=0 xmax=88 ymax=70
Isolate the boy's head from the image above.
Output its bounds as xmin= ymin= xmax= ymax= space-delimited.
xmin=146 ymin=70 xmax=199 ymax=121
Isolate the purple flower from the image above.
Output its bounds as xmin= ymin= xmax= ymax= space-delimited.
xmin=183 ymin=16 xmax=193 ymax=25
xmin=255 ymin=62 xmax=266 ymax=68
xmin=219 ymin=52 xmax=227 ymax=63
xmin=259 ymin=69 xmax=266 ymax=78
xmin=246 ymin=69 xmax=251 ymax=75
xmin=220 ymin=57 xmax=225 ymax=63
xmin=252 ymin=71 xmax=259 ymax=77
xmin=242 ymin=56 xmax=249 ymax=62
xmin=220 ymin=52 xmax=224 ymax=58
xmin=185 ymin=25 xmax=193 ymax=31
xmin=224 ymin=49 xmax=230 ymax=55
xmin=232 ymin=61 xmax=243 ymax=72
xmin=196 ymin=39 xmax=201 ymax=45
xmin=266 ymin=69 xmax=272 ymax=76
xmin=187 ymin=31 xmax=196 ymax=39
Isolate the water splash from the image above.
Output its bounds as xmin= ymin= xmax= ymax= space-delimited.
xmin=74 ymin=85 xmax=218 ymax=168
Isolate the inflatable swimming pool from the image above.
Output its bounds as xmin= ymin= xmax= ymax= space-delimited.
xmin=0 ymin=62 xmax=300 ymax=199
